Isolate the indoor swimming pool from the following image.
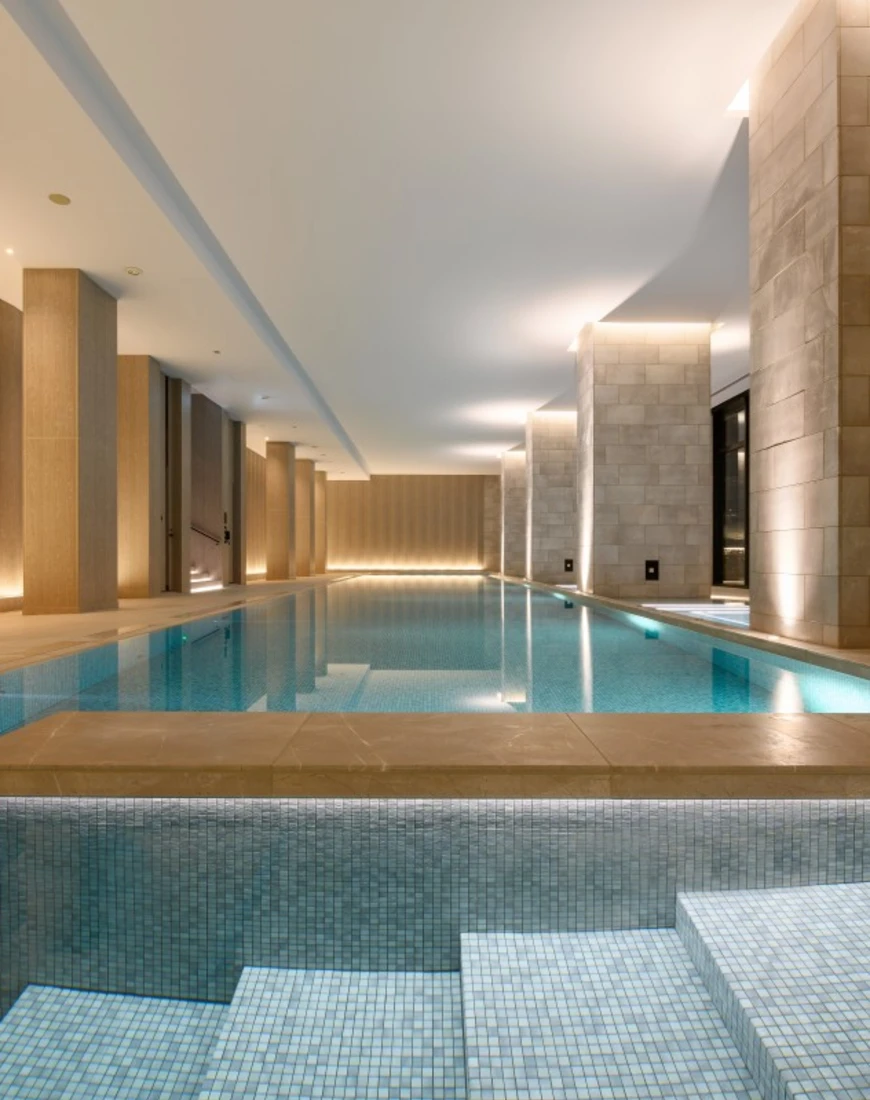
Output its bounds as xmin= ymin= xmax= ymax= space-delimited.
xmin=1 ymin=575 xmax=869 ymax=733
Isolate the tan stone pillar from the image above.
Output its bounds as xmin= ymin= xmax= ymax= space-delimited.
xmin=229 ymin=421 xmax=246 ymax=585
xmin=266 ymin=441 xmax=296 ymax=580
xmin=501 ymin=449 xmax=526 ymax=577
xmin=525 ymin=410 xmax=578 ymax=584
xmin=295 ymin=458 xmax=315 ymax=577
xmin=575 ymin=322 xmax=712 ymax=598
xmin=23 ymin=270 xmax=118 ymax=613
xmin=750 ymin=0 xmax=870 ymax=646
xmin=117 ymin=356 xmax=165 ymax=598
xmin=0 ymin=300 xmax=22 ymax=608
xmin=313 ymin=470 xmax=328 ymax=573
xmin=166 ymin=377 xmax=191 ymax=594
xmin=482 ymin=474 xmax=501 ymax=573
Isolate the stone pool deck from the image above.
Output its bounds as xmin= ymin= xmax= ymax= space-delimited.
xmin=3 ymin=711 xmax=870 ymax=798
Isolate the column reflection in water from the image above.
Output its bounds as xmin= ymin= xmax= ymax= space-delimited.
xmin=528 ymin=592 xmax=583 ymax=712
xmin=314 ymin=586 xmax=328 ymax=678
xmin=500 ymin=581 xmax=531 ymax=710
xmin=265 ymin=595 xmax=297 ymax=711
xmin=579 ymin=607 xmax=593 ymax=712
xmin=295 ymin=588 xmax=316 ymax=695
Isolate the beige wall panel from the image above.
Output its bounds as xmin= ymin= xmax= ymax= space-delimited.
xmin=501 ymin=452 xmax=527 ymax=577
xmin=313 ymin=470 xmax=327 ymax=574
xmin=0 ymin=300 xmax=22 ymax=600
xmin=326 ymin=475 xmax=487 ymax=570
xmin=166 ymin=377 xmax=191 ymax=594
xmin=23 ymin=270 xmax=118 ymax=614
xmin=77 ymin=270 xmax=118 ymax=612
xmin=295 ymin=459 xmax=314 ymax=577
xmin=245 ymin=448 xmax=266 ymax=578
xmin=117 ymin=356 xmax=165 ymax=598
xmin=266 ymin=441 xmax=296 ymax=580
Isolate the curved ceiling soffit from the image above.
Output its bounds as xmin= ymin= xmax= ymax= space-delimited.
xmin=1 ymin=0 xmax=369 ymax=476
xmin=605 ymin=120 xmax=749 ymax=324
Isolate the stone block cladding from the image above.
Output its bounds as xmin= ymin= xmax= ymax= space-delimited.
xmin=576 ymin=322 xmax=713 ymax=599
xmin=525 ymin=412 xmax=578 ymax=585
xmin=482 ymin=474 xmax=501 ymax=572
xmin=500 ymin=450 xmax=526 ymax=577
xmin=750 ymin=0 xmax=870 ymax=646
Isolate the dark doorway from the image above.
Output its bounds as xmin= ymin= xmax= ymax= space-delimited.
xmin=713 ymin=393 xmax=749 ymax=587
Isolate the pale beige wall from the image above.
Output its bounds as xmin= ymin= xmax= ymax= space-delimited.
xmin=23 ymin=269 xmax=118 ymax=614
xmin=501 ymin=451 xmax=526 ymax=577
xmin=326 ymin=475 xmax=486 ymax=570
xmin=482 ymin=473 xmax=501 ymax=572
xmin=0 ymin=300 xmax=22 ymax=606
xmin=526 ymin=411 xmax=577 ymax=584
xmin=117 ymin=356 xmax=165 ymax=598
xmin=749 ymin=0 xmax=870 ymax=645
xmin=577 ymin=321 xmax=712 ymax=599
xmin=245 ymin=448 xmax=267 ymax=578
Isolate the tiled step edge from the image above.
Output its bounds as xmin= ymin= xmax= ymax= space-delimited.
xmin=676 ymin=895 xmax=785 ymax=1100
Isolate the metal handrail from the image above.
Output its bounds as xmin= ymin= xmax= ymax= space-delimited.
xmin=190 ymin=522 xmax=221 ymax=545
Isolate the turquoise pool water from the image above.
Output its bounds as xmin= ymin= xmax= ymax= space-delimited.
xmin=1 ymin=575 xmax=869 ymax=732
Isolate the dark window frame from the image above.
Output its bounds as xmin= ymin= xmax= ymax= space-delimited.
xmin=712 ymin=391 xmax=749 ymax=588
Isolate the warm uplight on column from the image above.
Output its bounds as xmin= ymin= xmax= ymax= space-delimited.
xmin=727 ymin=80 xmax=750 ymax=115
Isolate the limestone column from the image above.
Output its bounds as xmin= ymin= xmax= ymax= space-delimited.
xmin=23 ymin=269 xmax=118 ymax=614
xmin=575 ymin=322 xmax=712 ymax=598
xmin=166 ymin=377 xmax=191 ymax=594
xmin=482 ymin=474 xmax=501 ymax=573
xmin=295 ymin=458 xmax=315 ymax=577
xmin=117 ymin=356 xmax=165 ymax=598
xmin=525 ymin=410 xmax=578 ymax=584
xmin=750 ymin=0 xmax=870 ymax=646
xmin=500 ymin=449 xmax=526 ymax=577
xmin=0 ymin=300 xmax=22 ymax=607
xmin=266 ymin=441 xmax=296 ymax=580
xmin=313 ymin=470 xmax=328 ymax=573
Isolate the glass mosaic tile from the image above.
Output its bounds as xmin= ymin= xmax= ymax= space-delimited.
xmin=461 ymin=930 xmax=762 ymax=1099
xmin=0 ymin=984 xmax=225 ymax=1099
xmin=3 ymin=798 xmax=870 ymax=1016
xmin=678 ymin=883 xmax=870 ymax=1100
xmin=197 ymin=968 xmax=466 ymax=1100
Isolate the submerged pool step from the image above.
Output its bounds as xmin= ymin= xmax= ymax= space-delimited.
xmin=460 ymin=930 xmax=763 ymax=1099
xmin=197 ymin=968 xmax=467 ymax=1100
xmin=0 ymin=985 xmax=226 ymax=1099
xmin=678 ymin=882 xmax=870 ymax=1100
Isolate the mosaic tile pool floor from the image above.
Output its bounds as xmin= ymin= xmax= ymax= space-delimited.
xmin=461 ymin=930 xmax=762 ymax=1099
xmin=0 ymin=985 xmax=225 ymax=1099
xmin=678 ymin=882 xmax=870 ymax=1100
xmin=198 ymin=969 xmax=467 ymax=1100
xmin=5 ymin=880 xmax=870 ymax=1100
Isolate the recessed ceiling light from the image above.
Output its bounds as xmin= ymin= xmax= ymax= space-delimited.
xmin=125 ymin=266 xmax=142 ymax=276
xmin=48 ymin=193 xmax=71 ymax=205
xmin=4 ymin=248 xmax=13 ymax=256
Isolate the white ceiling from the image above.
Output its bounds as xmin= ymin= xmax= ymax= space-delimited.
xmin=1 ymin=0 xmax=795 ymax=474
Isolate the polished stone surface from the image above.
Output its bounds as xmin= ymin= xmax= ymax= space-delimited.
xmin=3 ymin=709 xmax=870 ymax=797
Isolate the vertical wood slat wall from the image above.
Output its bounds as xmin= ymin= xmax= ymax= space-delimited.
xmin=326 ymin=475 xmax=493 ymax=570
xmin=245 ymin=449 xmax=267 ymax=577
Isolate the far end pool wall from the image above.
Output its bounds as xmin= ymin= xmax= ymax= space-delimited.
xmin=2 ymin=798 xmax=869 ymax=1015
